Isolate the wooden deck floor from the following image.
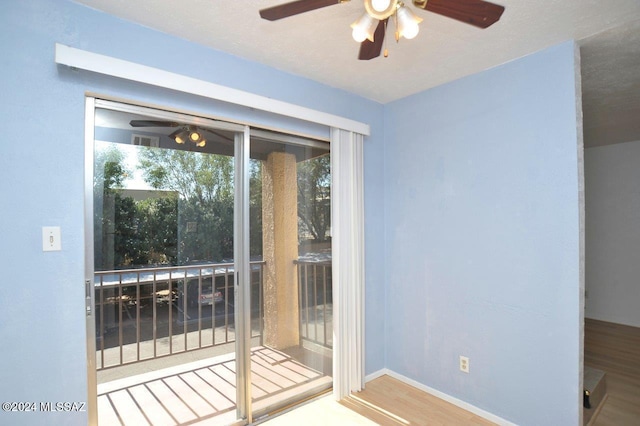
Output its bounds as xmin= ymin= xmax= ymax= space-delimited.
xmin=97 ymin=346 xmax=331 ymax=425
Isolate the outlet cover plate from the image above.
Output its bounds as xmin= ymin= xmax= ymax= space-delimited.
xmin=459 ymin=355 xmax=469 ymax=373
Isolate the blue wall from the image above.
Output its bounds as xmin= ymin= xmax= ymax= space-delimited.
xmin=0 ymin=1 xmax=385 ymax=425
xmin=383 ymin=41 xmax=582 ymax=424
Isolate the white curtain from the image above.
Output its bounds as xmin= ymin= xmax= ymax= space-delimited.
xmin=331 ymin=128 xmax=365 ymax=399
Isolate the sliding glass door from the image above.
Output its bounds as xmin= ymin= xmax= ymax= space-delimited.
xmin=85 ymin=99 xmax=332 ymax=425
xmin=248 ymin=131 xmax=333 ymax=420
xmin=87 ymin=99 xmax=246 ymax=425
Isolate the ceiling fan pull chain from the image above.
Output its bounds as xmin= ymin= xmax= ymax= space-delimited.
xmin=394 ymin=9 xmax=400 ymax=43
xmin=384 ymin=19 xmax=389 ymax=57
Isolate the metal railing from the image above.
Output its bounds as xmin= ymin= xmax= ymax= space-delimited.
xmin=94 ymin=258 xmax=332 ymax=370
xmin=296 ymin=260 xmax=333 ymax=349
xmin=94 ymin=261 xmax=264 ymax=370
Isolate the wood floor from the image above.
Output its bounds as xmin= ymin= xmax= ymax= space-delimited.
xmin=584 ymin=318 xmax=640 ymax=425
xmin=342 ymin=376 xmax=495 ymax=425
xmin=268 ymin=319 xmax=640 ymax=426
xmin=264 ymin=375 xmax=495 ymax=425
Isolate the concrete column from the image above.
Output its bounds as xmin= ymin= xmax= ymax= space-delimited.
xmin=262 ymin=151 xmax=300 ymax=349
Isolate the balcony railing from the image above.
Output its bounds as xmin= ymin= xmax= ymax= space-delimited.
xmin=94 ymin=258 xmax=332 ymax=371
xmin=94 ymin=261 xmax=264 ymax=370
xmin=296 ymin=260 xmax=333 ymax=349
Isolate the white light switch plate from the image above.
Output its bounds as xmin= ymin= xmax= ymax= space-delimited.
xmin=42 ymin=226 xmax=62 ymax=251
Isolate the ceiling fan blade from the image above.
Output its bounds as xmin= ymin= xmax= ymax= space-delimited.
xmin=259 ymin=0 xmax=342 ymax=21
xmin=358 ymin=20 xmax=386 ymax=60
xmin=414 ymin=0 xmax=505 ymax=29
xmin=129 ymin=120 xmax=180 ymax=128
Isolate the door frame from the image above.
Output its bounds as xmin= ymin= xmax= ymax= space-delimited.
xmin=234 ymin=126 xmax=252 ymax=423
xmin=84 ymin=97 xmax=98 ymax=426
xmin=83 ymin=96 xmax=350 ymax=425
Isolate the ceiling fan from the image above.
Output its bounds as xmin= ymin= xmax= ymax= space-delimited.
xmin=259 ymin=0 xmax=505 ymax=60
xmin=129 ymin=120 xmax=211 ymax=147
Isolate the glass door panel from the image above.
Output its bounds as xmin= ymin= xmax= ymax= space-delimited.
xmin=91 ymin=103 xmax=243 ymax=426
xmin=87 ymin=101 xmax=332 ymax=425
xmin=248 ymin=132 xmax=333 ymax=419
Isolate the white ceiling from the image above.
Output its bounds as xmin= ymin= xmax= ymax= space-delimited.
xmin=580 ymin=19 xmax=640 ymax=147
xmin=73 ymin=0 xmax=640 ymax=146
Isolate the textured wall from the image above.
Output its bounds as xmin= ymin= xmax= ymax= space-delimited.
xmin=0 ymin=1 xmax=384 ymax=425
xmin=585 ymin=140 xmax=640 ymax=327
xmin=262 ymin=152 xmax=300 ymax=348
xmin=383 ymin=41 xmax=583 ymax=424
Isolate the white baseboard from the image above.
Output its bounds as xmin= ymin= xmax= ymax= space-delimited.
xmin=364 ymin=368 xmax=390 ymax=383
xmin=364 ymin=368 xmax=515 ymax=426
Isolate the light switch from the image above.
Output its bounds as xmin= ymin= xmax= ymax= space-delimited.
xmin=42 ymin=226 xmax=62 ymax=251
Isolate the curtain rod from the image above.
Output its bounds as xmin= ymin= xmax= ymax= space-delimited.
xmin=55 ymin=43 xmax=370 ymax=136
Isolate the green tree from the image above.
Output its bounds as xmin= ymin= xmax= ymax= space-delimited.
xmin=111 ymin=194 xmax=145 ymax=266
xmin=94 ymin=144 xmax=130 ymax=192
xmin=93 ymin=145 xmax=146 ymax=269
xmin=138 ymin=148 xmax=235 ymax=263
xmin=297 ymin=154 xmax=331 ymax=242
xmin=139 ymin=149 xmax=233 ymax=203
xmin=134 ymin=147 xmax=332 ymax=263
xmin=249 ymin=159 xmax=263 ymax=257
xmin=136 ymin=195 xmax=179 ymax=264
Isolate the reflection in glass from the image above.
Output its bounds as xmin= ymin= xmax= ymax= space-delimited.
xmin=91 ymin=106 xmax=333 ymax=424
xmin=93 ymin=107 xmax=241 ymax=425
xmin=249 ymin=134 xmax=333 ymax=417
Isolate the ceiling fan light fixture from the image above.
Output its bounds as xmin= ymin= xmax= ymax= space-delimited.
xmin=396 ymin=5 xmax=422 ymax=39
xmin=259 ymin=0 xmax=505 ymax=61
xmin=189 ymin=130 xmax=202 ymax=142
xmin=172 ymin=129 xmax=189 ymax=144
xmin=371 ymin=0 xmax=392 ymax=12
xmin=351 ymin=12 xmax=378 ymax=42
xmin=196 ymin=139 xmax=206 ymax=148
xmin=364 ymin=0 xmax=397 ymax=20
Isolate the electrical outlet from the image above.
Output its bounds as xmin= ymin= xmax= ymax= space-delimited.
xmin=459 ymin=356 xmax=469 ymax=373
